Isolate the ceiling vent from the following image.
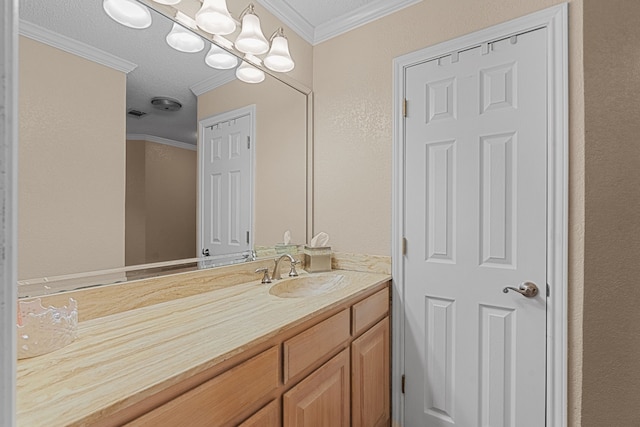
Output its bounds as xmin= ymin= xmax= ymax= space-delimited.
xmin=127 ymin=109 xmax=148 ymax=119
xmin=151 ymin=97 xmax=182 ymax=112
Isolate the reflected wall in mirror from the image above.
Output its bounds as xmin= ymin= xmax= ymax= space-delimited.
xmin=17 ymin=0 xmax=308 ymax=295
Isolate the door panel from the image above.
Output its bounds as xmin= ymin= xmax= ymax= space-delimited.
xmin=283 ymin=349 xmax=350 ymax=427
xmin=404 ymin=28 xmax=547 ymax=427
xmin=352 ymin=318 xmax=390 ymax=427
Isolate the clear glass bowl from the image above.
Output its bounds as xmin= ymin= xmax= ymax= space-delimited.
xmin=17 ymin=298 xmax=78 ymax=359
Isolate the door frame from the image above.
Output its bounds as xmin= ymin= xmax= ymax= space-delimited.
xmin=197 ymin=104 xmax=256 ymax=261
xmin=1 ymin=0 xmax=18 ymax=425
xmin=391 ymin=4 xmax=568 ymax=426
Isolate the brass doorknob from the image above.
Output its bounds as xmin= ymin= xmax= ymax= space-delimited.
xmin=503 ymin=281 xmax=538 ymax=298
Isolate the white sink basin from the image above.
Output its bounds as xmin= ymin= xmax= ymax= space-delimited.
xmin=269 ymin=274 xmax=346 ymax=298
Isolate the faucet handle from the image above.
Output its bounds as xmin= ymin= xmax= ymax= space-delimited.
xmin=289 ymin=260 xmax=299 ymax=277
xmin=255 ymin=267 xmax=271 ymax=284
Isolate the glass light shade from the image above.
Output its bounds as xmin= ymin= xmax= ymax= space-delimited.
xmin=166 ymin=23 xmax=205 ymax=53
xmin=264 ymin=36 xmax=294 ymax=72
xmin=103 ymin=0 xmax=151 ymax=29
xmin=236 ymin=55 xmax=265 ymax=84
xmin=235 ymin=13 xmax=269 ymax=55
xmin=205 ymin=44 xmax=238 ymax=69
xmin=196 ymin=0 xmax=236 ymax=35
xmin=152 ymin=0 xmax=181 ymax=4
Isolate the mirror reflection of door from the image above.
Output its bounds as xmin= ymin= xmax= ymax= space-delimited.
xmin=199 ymin=106 xmax=254 ymax=265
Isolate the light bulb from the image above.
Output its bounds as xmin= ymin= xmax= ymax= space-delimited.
xmin=103 ymin=0 xmax=151 ymax=29
xmin=166 ymin=23 xmax=205 ymax=53
xmin=196 ymin=0 xmax=236 ymax=35
xmin=205 ymin=44 xmax=238 ymax=70
xmin=264 ymin=34 xmax=294 ymax=72
xmin=236 ymin=55 xmax=265 ymax=84
xmin=235 ymin=12 xmax=268 ymax=55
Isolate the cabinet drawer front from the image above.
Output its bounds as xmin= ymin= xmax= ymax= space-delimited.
xmin=128 ymin=347 xmax=279 ymax=426
xmin=239 ymin=399 xmax=280 ymax=427
xmin=283 ymin=309 xmax=350 ymax=384
xmin=352 ymin=287 xmax=389 ymax=336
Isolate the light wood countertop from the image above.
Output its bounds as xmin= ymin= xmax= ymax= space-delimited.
xmin=16 ymin=269 xmax=390 ymax=426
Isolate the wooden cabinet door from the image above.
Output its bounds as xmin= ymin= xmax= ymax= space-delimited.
xmin=283 ymin=348 xmax=350 ymax=427
xmin=351 ymin=317 xmax=390 ymax=427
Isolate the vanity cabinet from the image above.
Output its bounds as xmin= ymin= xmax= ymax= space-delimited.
xmin=125 ymin=282 xmax=390 ymax=427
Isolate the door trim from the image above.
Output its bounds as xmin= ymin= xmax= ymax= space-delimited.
xmin=197 ymin=105 xmax=256 ymax=261
xmin=391 ymin=4 xmax=568 ymax=426
xmin=1 ymin=0 xmax=18 ymax=425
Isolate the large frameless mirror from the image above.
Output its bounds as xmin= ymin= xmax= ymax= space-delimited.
xmin=17 ymin=0 xmax=310 ymax=297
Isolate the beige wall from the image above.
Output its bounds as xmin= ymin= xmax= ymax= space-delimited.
xmin=125 ymin=139 xmax=197 ymax=265
xmin=312 ymin=0 xmax=585 ymax=425
xmin=582 ymin=1 xmax=640 ymax=425
xmin=18 ymin=37 xmax=126 ymax=279
xmin=125 ymin=140 xmax=146 ymax=266
xmin=198 ymin=77 xmax=307 ymax=248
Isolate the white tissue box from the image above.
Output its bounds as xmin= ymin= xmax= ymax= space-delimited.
xmin=304 ymin=246 xmax=332 ymax=272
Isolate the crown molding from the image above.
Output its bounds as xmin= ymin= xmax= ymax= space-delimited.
xmin=127 ymin=134 xmax=196 ymax=151
xmin=256 ymin=0 xmax=315 ymax=45
xmin=314 ymin=0 xmax=422 ymax=44
xmin=257 ymin=0 xmax=422 ymax=45
xmin=18 ymin=19 xmax=137 ymax=74
xmin=189 ymin=70 xmax=236 ymax=96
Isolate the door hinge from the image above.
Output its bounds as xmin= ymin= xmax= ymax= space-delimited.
xmin=402 ymin=237 xmax=407 ymax=255
xmin=246 ymin=231 xmax=250 ymax=245
xmin=247 ymin=136 xmax=251 ymax=149
xmin=402 ymin=98 xmax=407 ymax=118
xmin=547 ymin=283 xmax=550 ymax=297
xmin=401 ymin=374 xmax=405 ymax=394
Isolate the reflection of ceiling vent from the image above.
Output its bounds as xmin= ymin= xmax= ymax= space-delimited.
xmin=127 ymin=109 xmax=148 ymax=119
xmin=151 ymin=97 xmax=182 ymax=112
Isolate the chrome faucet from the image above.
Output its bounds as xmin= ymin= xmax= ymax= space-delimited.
xmin=272 ymin=254 xmax=299 ymax=280
xmin=255 ymin=254 xmax=299 ymax=284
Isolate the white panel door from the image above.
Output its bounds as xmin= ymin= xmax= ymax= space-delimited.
xmin=201 ymin=113 xmax=252 ymax=260
xmin=404 ymin=28 xmax=547 ymax=426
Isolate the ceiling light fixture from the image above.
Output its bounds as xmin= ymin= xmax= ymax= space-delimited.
xmin=128 ymin=1 xmax=295 ymax=84
xmin=234 ymin=4 xmax=269 ymax=55
xmin=166 ymin=12 xmax=205 ymax=53
xmin=236 ymin=55 xmax=265 ymax=84
xmin=102 ymin=0 xmax=152 ymax=29
xmin=151 ymin=97 xmax=182 ymax=112
xmin=196 ymin=0 xmax=236 ymax=35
